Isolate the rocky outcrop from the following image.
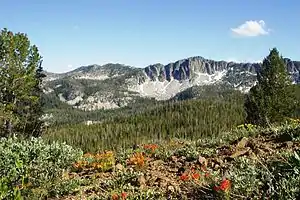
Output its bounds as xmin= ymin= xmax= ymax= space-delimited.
xmin=143 ymin=56 xmax=300 ymax=83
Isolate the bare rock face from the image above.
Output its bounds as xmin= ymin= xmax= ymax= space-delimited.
xmin=138 ymin=56 xmax=300 ymax=100
xmin=145 ymin=57 xmax=300 ymax=82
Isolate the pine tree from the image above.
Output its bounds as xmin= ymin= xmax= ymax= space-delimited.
xmin=0 ymin=28 xmax=46 ymax=137
xmin=245 ymin=48 xmax=296 ymax=126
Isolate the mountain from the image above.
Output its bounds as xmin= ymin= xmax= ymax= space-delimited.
xmin=43 ymin=57 xmax=300 ymax=111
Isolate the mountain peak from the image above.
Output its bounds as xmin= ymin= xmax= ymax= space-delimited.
xmin=43 ymin=56 xmax=300 ymax=111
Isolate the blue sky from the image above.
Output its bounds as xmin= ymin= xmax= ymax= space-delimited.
xmin=1 ymin=0 xmax=299 ymax=73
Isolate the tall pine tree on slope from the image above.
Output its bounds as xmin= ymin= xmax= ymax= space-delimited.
xmin=0 ymin=28 xmax=45 ymax=137
xmin=245 ymin=48 xmax=297 ymax=126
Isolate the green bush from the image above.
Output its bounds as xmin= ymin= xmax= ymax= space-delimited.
xmin=0 ymin=136 xmax=83 ymax=199
xmin=228 ymin=151 xmax=300 ymax=199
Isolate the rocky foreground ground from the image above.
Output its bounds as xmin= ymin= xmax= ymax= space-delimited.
xmin=52 ymin=123 xmax=300 ymax=200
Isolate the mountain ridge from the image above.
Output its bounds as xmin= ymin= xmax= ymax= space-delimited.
xmin=43 ymin=56 xmax=300 ymax=111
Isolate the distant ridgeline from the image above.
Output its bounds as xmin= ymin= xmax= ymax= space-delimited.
xmin=42 ymin=56 xmax=300 ymax=112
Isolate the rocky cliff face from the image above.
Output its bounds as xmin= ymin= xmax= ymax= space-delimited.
xmin=143 ymin=57 xmax=300 ymax=82
xmin=43 ymin=56 xmax=300 ymax=110
xmin=128 ymin=57 xmax=300 ymax=100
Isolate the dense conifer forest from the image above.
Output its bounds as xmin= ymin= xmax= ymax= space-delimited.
xmin=44 ymin=92 xmax=246 ymax=152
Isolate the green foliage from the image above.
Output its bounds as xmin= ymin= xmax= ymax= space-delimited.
xmin=0 ymin=136 xmax=82 ymax=199
xmin=228 ymin=158 xmax=265 ymax=198
xmin=245 ymin=48 xmax=297 ymax=126
xmin=0 ymin=28 xmax=45 ymax=137
xmin=173 ymin=142 xmax=199 ymax=161
xmin=227 ymin=150 xmax=300 ymax=200
xmin=44 ymin=97 xmax=245 ymax=152
xmin=269 ymin=151 xmax=300 ymax=200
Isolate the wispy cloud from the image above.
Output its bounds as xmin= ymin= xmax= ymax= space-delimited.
xmin=231 ymin=20 xmax=270 ymax=37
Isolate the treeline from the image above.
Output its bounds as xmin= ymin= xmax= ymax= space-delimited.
xmin=44 ymin=93 xmax=246 ymax=152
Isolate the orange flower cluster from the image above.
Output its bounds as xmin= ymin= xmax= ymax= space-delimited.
xmin=213 ymin=179 xmax=231 ymax=192
xmin=179 ymin=170 xmax=201 ymax=182
xmin=143 ymin=144 xmax=159 ymax=152
xmin=191 ymin=172 xmax=200 ymax=180
xmin=111 ymin=192 xmax=127 ymax=200
xmin=180 ymin=173 xmax=190 ymax=181
xmin=179 ymin=166 xmax=212 ymax=183
xmin=127 ymin=152 xmax=146 ymax=168
xmin=73 ymin=151 xmax=115 ymax=172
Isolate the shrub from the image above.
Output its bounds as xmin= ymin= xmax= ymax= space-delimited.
xmin=0 ymin=136 xmax=83 ymax=199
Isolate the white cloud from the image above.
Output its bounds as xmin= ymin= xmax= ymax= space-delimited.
xmin=67 ymin=64 xmax=73 ymax=68
xmin=231 ymin=20 xmax=270 ymax=37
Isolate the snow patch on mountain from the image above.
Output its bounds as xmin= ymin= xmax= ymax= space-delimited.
xmin=43 ymin=88 xmax=54 ymax=94
xmin=128 ymin=77 xmax=187 ymax=100
xmin=129 ymin=70 xmax=228 ymax=100
xmin=58 ymin=93 xmax=83 ymax=105
xmin=193 ymin=70 xmax=227 ymax=85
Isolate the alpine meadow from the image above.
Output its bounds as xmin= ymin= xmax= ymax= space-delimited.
xmin=1 ymin=1 xmax=300 ymax=199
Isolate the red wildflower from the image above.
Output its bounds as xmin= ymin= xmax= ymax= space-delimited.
xmin=191 ymin=172 xmax=200 ymax=180
xmin=219 ymin=179 xmax=231 ymax=191
xmin=112 ymin=193 xmax=119 ymax=200
xmin=214 ymin=179 xmax=231 ymax=192
xmin=180 ymin=173 xmax=189 ymax=181
xmin=121 ymin=192 xmax=127 ymax=200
